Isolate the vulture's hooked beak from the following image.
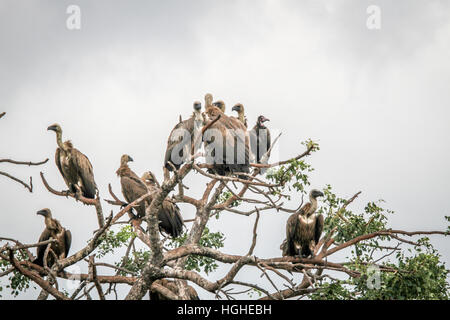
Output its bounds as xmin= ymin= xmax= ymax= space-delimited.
xmin=312 ymin=190 xmax=324 ymax=198
xmin=37 ymin=209 xmax=49 ymax=217
xmin=194 ymin=103 xmax=202 ymax=111
xmin=261 ymin=116 xmax=270 ymax=123
xmin=128 ymin=156 xmax=134 ymax=162
xmin=232 ymin=105 xmax=240 ymax=112
xmin=47 ymin=125 xmax=58 ymax=132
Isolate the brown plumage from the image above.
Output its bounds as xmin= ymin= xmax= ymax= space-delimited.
xmin=141 ymin=171 xmax=184 ymax=238
xmin=164 ymin=101 xmax=205 ymax=171
xmin=281 ymin=189 xmax=324 ymax=258
xmin=231 ymin=103 xmax=248 ymax=128
xmin=116 ymin=154 xmax=148 ymax=218
xmin=203 ymin=94 xmax=250 ymax=177
xmin=117 ymin=155 xmax=183 ymax=238
xmin=47 ymin=124 xmax=97 ymax=199
xmin=249 ymin=115 xmax=271 ymax=166
xmin=149 ymin=279 xmax=199 ymax=300
xmin=33 ymin=208 xmax=72 ymax=267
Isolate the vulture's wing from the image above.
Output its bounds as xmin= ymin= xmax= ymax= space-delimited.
xmin=120 ymin=174 xmax=148 ymax=217
xmin=284 ymin=213 xmax=299 ymax=256
xmin=249 ymin=127 xmax=258 ymax=163
xmin=266 ymin=128 xmax=271 ymax=155
xmin=217 ymin=115 xmax=250 ymax=173
xmin=55 ymin=148 xmax=71 ymax=187
xmin=64 ymin=229 xmax=72 ymax=258
xmin=72 ymin=148 xmax=97 ymax=199
xmin=33 ymin=228 xmax=52 ymax=267
xmin=158 ymin=200 xmax=184 ymax=238
xmin=165 ymin=117 xmax=194 ymax=170
xmin=314 ymin=214 xmax=324 ymax=244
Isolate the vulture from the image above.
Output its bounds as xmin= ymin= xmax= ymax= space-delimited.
xmin=231 ymin=103 xmax=248 ymax=128
xmin=203 ymin=93 xmax=250 ymax=177
xmin=164 ymin=101 xmax=205 ymax=172
xmin=33 ymin=208 xmax=72 ymax=268
xmin=47 ymin=123 xmax=97 ymax=199
xmin=116 ymin=155 xmax=183 ymax=238
xmin=281 ymin=189 xmax=324 ymax=258
xmin=141 ymin=171 xmax=184 ymax=238
xmin=212 ymin=100 xmax=226 ymax=113
xmin=249 ymin=115 xmax=271 ymax=171
xmin=149 ymin=279 xmax=199 ymax=300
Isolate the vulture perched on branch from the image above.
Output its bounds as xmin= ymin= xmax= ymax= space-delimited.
xmin=47 ymin=123 xmax=97 ymax=199
xmin=231 ymin=103 xmax=248 ymax=128
xmin=116 ymin=154 xmax=148 ymax=218
xmin=281 ymin=189 xmax=324 ymax=258
xmin=203 ymin=93 xmax=250 ymax=177
xmin=164 ymin=101 xmax=205 ymax=172
xmin=33 ymin=208 xmax=72 ymax=267
xmin=141 ymin=171 xmax=184 ymax=238
xmin=116 ymin=155 xmax=183 ymax=238
xmin=249 ymin=115 xmax=271 ymax=172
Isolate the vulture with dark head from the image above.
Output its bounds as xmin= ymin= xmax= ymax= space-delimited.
xmin=203 ymin=94 xmax=250 ymax=177
xmin=116 ymin=155 xmax=183 ymax=238
xmin=231 ymin=103 xmax=248 ymax=128
xmin=281 ymin=189 xmax=324 ymax=258
xmin=212 ymin=100 xmax=226 ymax=113
xmin=33 ymin=208 xmax=72 ymax=267
xmin=249 ymin=115 xmax=271 ymax=168
xmin=47 ymin=123 xmax=97 ymax=199
xmin=141 ymin=171 xmax=184 ymax=238
xmin=164 ymin=101 xmax=205 ymax=172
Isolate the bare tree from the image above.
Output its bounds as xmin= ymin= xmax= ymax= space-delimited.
xmin=0 ymin=112 xmax=448 ymax=300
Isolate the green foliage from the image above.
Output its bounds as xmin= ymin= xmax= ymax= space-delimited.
xmin=116 ymin=249 xmax=151 ymax=276
xmin=310 ymin=280 xmax=355 ymax=300
xmin=265 ymin=139 xmax=319 ymax=197
xmin=214 ymin=191 xmax=241 ymax=219
xmin=169 ymin=227 xmax=225 ymax=274
xmin=95 ymin=225 xmax=136 ymax=258
xmin=313 ymin=238 xmax=449 ymax=300
xmin=0 ymin=251 xmax=33 ymax=297
xmin=319 ymin=185 xmax=392 ymax=259
xmin=266 ymin=158 xmax=314 ymax=199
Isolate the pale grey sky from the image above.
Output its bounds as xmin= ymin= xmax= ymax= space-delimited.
xmin=1 ymin=0 xmax=449 ymax=299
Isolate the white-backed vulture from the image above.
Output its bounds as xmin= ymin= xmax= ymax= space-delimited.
xmin=47 ymin=124 xmax=97 ymax=199
xmin=231 ymin=103 xmax=248 ymax=128
xmin=33 ymin=208 xmax=72 ymax=267
xmin=249 ymin=115 xmax=271 ymax=168
xmin=281 ymin=189 xmax=324 ymax=258
xmin=116 ymin=154 xmax=148 ymax=218
xmin=116 ymin=155 xmax=183 ymax=238
xmin=141 ymin=171 xmax=184 ymax=238
xmin=149 ymin=279 xmax=199 ymax=300
xmin=203 ymin=94 xmax=250 ymax=177
xmin=164 ymin=101 xmax=205 ymax=172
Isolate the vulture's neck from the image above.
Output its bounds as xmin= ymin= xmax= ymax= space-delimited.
xmin=238 ymin=112 xmax=245 ymax=124
xmin=55 ymin=132 xmax=69 ymax=152
xmin=45 ymin=216 xmax=59 ymax=231
xmin=308 ymin=196 xmax=318 ymax=216
xmin=116 ymin=163 xmax=130 ymax=177
xmin=300 ymin=196 xmax=318 ymax=218
xmin=193 ymin=110 xmax=203 ymax=122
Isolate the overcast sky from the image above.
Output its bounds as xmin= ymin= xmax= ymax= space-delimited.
xmin=1 ymin=0 xmax=449 ymax=299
